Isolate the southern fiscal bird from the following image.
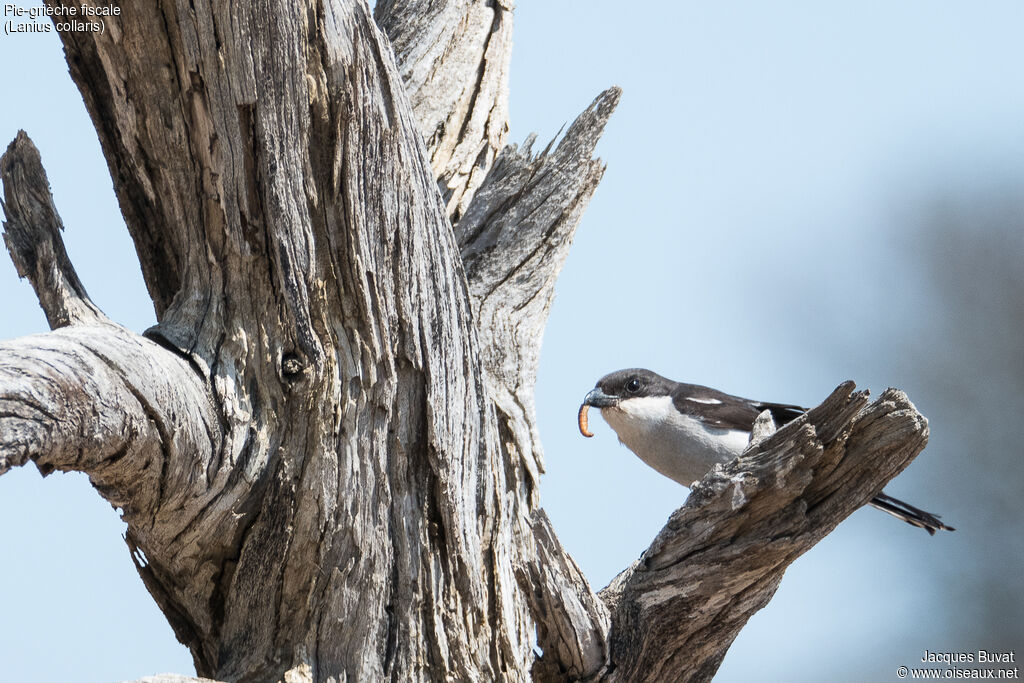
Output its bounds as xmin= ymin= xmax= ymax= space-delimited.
xmin=579 ymin=368 xmax=954 ymax=534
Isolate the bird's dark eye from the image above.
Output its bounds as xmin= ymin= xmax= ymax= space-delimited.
xmin=625 ymin=378 xmax=641 ymax=393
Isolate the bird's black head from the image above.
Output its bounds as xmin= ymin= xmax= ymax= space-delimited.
xmin=584 ymin=368 xmax=674 ymax=407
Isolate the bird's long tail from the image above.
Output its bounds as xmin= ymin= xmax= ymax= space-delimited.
xmin=869 ymin=492 xmax=955 ymax=535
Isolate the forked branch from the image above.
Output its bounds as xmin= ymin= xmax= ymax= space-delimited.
xmin=1 ymin=132 xmax=217 ymax=499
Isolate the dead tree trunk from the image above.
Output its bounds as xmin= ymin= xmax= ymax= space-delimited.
xmin=0 ymin=2 xmax=932 ymax=681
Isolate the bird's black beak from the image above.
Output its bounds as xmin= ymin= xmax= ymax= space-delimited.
xmin=583 ymin=388 xmax=619 ymax=408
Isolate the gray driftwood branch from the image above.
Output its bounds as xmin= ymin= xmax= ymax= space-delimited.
xmin=0 ymin=1 xmax=933 ymax=681
xmin=1 ymin=132 xmax=106 ymax=328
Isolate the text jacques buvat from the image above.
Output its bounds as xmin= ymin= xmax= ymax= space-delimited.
xmin=4 ymin=4 xmax=120 ymax=35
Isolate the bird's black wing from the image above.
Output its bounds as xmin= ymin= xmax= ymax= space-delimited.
xmin=670 ymin=382 xmax=806 ymax=430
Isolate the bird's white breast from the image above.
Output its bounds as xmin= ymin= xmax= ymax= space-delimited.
xmin=600 ymin=396 xmax=750 ymax=487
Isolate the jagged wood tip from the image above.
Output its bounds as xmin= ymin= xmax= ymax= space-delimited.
xmin=1 ymin=131 xmax=106 ymax=329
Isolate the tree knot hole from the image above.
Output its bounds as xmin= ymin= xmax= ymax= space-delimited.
xmin=281 ymin=352 xmax=307 ymax=381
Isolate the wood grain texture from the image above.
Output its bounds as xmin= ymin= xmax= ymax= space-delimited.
xmin=376 ymin=0 xmax=513 ymax=223
xmin=450 ymin=88 xmax=621 ymax=679
xmin=1 ymin=132 xmax=106 ymax=328
xmin=15 ymin=0 xmax=535 ymax=679
xmin=0 ymin=2 xmax=939 ymax=681
xmin=519 ymin=510 xmax=611 ymax=681
xmin=461 ymin=87 xmax=619 ymax=502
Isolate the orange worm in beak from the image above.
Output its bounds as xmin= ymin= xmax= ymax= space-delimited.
xmin=578 ymin=403 xmax=594 ymax=438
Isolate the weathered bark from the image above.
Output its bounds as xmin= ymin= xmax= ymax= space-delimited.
xmin=0 ymin=2 xmax=935 ymax=682
xmin=375 ymin=0 xmax=512 ymax=223
xmin=9 ymin=1 xmax=529 ymax=679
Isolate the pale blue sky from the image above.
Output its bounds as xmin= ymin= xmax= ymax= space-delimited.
xmin=1 ymin=3 xmax=1022 ymax=681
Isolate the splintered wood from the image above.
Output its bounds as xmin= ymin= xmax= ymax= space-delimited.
xmin=578 ymin=403 xmax=594 ymax=437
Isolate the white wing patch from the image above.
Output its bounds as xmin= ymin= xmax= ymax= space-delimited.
xmin=685 ymin=396 xmax=722 ymax=405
